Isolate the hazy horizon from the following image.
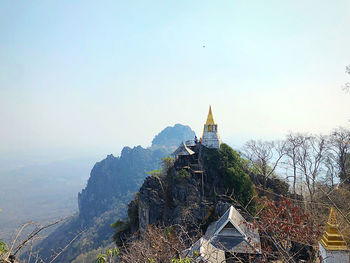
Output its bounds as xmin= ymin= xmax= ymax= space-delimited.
xmin=1 ymin=0 xmax=349 ymax=168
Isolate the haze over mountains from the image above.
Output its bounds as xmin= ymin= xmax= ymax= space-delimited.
xmin=0 ymin=157 xmax=96 ymax=242
xmin=26 ymin=124 xmax=195 ymax=262
xmin=0 ymin=124 xmax=195 ymax=262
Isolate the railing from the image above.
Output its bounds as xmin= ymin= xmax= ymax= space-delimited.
xmin=185 ymin=140 xmax=196 ymax=146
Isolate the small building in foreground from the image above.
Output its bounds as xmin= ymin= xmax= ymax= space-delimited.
xmin=319 ymin=207 xmax=349 ymax=263
xmin=185 ymin=206 xmax=261 ymax=262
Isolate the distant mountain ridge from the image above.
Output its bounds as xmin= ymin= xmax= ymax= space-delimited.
xmin=152 ymin=123 xmax=196 ymax=148
xmin=28 ymin=124 xmax=196 ymax=263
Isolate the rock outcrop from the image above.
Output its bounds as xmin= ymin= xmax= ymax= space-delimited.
xmin=78 ymin=146 xmax=167 ymax=224
xmin=125 ymin=143 xmax=257 ymax=238
xmin=124 ymin=143 xmax=292 ymax=249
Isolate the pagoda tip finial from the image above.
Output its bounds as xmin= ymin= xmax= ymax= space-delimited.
xmin=206 ymin=105 xmax=215 ymax=125
xmin=328 ymin=207 xmax=338 ymax=225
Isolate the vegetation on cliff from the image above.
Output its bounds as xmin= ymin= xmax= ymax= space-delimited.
xmin=201 ymin=143 xmax=256 ymax=212
xmin=113 ymin=143 xmax=257 ymax=246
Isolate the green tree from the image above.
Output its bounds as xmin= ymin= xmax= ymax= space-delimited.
xmin=161 ymin=156 xmax=174 ymax=172
xmin=95 ymin=253 xmax=107 ymax=263
xmin=106 ymin=247 xmax=119 ymax=262
xmin=95 ymin=247 xmax=120 ymax=263
xmin=203 ymin=143 xmax=256 ymax=212
xmin=171 ymin=256 xmax=193 ymax=263
xmin=0 ymin=240 xmax=8 ymax=255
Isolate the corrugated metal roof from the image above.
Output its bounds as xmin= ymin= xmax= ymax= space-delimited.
xmin=210 ymin=206 xmax=261 ymax=254
xmin=184 ymin=204 xmax=261 ymax=261
xmin=214 ymin=206 xmax=246 ymax=236
xmin=173 ymin=142 xmax=195 ymax=156
xmin=211 ymin=236 xmax=258 ymax=254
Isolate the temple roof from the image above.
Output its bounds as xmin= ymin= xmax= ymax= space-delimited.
xmin=205 ymin=206 xmax=261 ymax=254
xmin=205 ymin=105 xmax=216 ymax=125
xmin=214 ymin=206 xmax=246 ymax=236
xmin=184 ymin=206 xmax=261 ymax=261
xmin=173 ymin=142 xmax=195 ymax=156
xmin=320 ymin=207 xmax=348 ymax=251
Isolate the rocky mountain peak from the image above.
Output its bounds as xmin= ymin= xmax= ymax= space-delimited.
xmin=151 ymin=124 xmax=196 ymax=148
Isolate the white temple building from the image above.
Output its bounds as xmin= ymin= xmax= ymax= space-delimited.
xmin=184 ymin=206 xmax=261 ymax=262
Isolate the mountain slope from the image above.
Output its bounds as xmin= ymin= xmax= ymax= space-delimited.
xmin=78 ymin=147 xmax=168 ymax=223
xmin=28 ymin=124 xmax=196 ymax=263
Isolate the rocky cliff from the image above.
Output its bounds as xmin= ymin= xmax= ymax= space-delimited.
xmin=27 ymin=124 xmax=196 ymax=263
xmin=117 ymin=142 xmax=293 ymax=251
xmin=120 ymin=143 xmax=258 ymax=241
xmin=78 ymin=146 xmax=168 ymax=224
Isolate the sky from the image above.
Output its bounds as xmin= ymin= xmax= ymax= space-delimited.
xmin=1 ymin=0 xmax=350 ymax=166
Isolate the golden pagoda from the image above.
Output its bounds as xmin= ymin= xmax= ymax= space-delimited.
xmin=201 ymin=105 xmax=221 ymax=149
xmin=320 ymin=207 xmax=348 ymax=251
xmin=205 ymin=105 xmax=215 ymax=125
xmin=202 ymin=105 xmax=216 ymax=137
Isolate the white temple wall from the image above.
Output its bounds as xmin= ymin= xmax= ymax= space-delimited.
xmin=319 ymin=242 xmax=350 ymax=263
xmin=202 ymin=132 xmax=221 ymax=149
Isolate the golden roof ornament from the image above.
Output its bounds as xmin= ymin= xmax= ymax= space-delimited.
xmin=205 ymin=105 xmax=215 ymax=125
xmin=320 ymin=207 xmax=348 ymax=251
xmin=328 ymin=207 xmax=338 ymax=225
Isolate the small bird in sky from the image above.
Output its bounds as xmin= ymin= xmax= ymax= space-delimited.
xmin=203 ymin=45 xmax=206 ymax=48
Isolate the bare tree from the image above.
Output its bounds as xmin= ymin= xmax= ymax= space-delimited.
xmin=1 ymin=220 xmax=63 ymax=263
xmin=284 ymin=133 xmax=306 ymax=197
xmin=0 ymin=218 xmax=83 ymax=263
xmin=243 ymin=140 xmax=286 ymax=189
xmin=328 ymin=127 xmax=350 ymax=184
xmin=117 ymin=224 xmax=199 ymax=263
xmin=324 ymin=153 xmax=337 ymax=188
xmin=296 ymin=135 xmax=327 ymax=206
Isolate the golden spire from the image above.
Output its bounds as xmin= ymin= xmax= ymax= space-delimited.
xmin=205 ymin=105 xmax=215 ymax=125
xmin=328 ymin=207 xmax=338 ymax=225
xmin=320 ymin=207 xmax=348 ymax=250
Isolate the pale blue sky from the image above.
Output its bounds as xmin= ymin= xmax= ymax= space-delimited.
xmin=1 ymin=0 xmax=349 ymax=163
